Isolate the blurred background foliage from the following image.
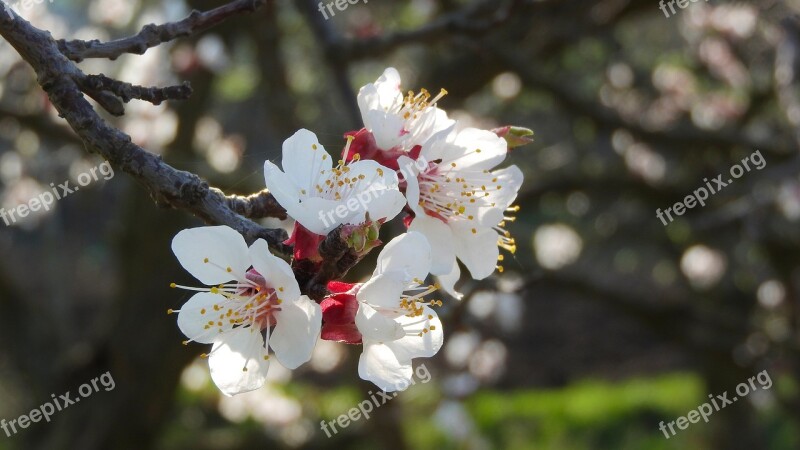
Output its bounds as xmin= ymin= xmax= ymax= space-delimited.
xmin=1 ymin=0 xmax=800 ymax=449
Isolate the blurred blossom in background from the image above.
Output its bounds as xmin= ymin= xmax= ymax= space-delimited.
xmin=1 ymin=1 xmax=800 ymax=449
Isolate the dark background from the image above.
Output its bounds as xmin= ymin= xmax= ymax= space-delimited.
xmin=0 ymin=0 xmax=799 ymax=449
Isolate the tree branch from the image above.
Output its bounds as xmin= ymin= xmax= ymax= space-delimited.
xmin=80 ymin=74 xmax=192 ymax=106
xmin=0 ymin=2 xmax=289 ymax=253
xmin=56 ymin=0 xmax=266 ymax=61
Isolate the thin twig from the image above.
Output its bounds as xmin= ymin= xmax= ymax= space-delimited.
xmin=56 ymin=0 xmax=266 ymax=61
xmin=80 ymin=74 xmax=193 ymax=105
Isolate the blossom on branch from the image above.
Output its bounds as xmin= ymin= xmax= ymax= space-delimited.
xmin=264 ymin=129 xmax=406 ymax=237
xmin=400 ymin=127 xmax=523 ymax=298
xmin=169 ymin=225 xmax=321 ymax=396
xmin=347 ymin=67 xmax=455 ymax=170
xmin=354 ymin=232 xmax=444 ymax=392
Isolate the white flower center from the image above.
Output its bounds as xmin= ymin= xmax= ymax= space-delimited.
xmin=416 ymin=160 xmax=519 ymax=272
xmin=169 ymin=259 xmax=288 ymax=361
xmin=396 ymin=88 xmax=448 ymax=122
xmin=305 ymin=137 xmax=384 ymax=202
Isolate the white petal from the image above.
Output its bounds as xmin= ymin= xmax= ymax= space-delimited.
xmin=209 ymin=327 xmax=270 ymax=396
xmin=401 ymin=159 xmax=423 ymax=216
xmin=344 ymin=160 xmax=399 ymax=190
xmin=358 ymin=272 xmax=407 ymax=311
xmin=248 ymin=239 xmax=301 ymax=301
xmin=396 ymin=155 xmax=423 ymax=182
xmin=409 ymin=107 xmax=455 ymax=147
xmin=372 ymin=67 xmax=403 ymax=109
xmin=172 ymin=226 xmax=250 ymax=285
xmin=337 ymin=160 xmax=405 ymax=225
xmin=374 ymin=231 xmax=432 ymax=280
xmin=264 ymin=160 xmax=306 ymax=218
xmin=364 ymin=189 xmax=406 ymax=226
xmin=358 ymin=342 xmax=414 ymax=392
xmin=288 ymin=196 xmax=346 ymax=235
xmin=264 ymin=162 xmax=355 ymax=235
xmin=177 ymin=293 xmax=232 ymax=344
xmin=355 ymin=303 xmax=404 ymax=341
xmin=281 ymin=129 xmax=332 ymax=194
xmin=453 ymin=227 xmax=500 ymax=280
xmin=358 ymin=67 xmax=402 ymax=113
xmin=469 ymin=165 xmax=525 ymax=229
xmin=388 ymin=305 xmax=444 ymax=360
xmin=357 ymin=83 xmax=381 ymax=113
xmin=429 ymin=108 xmax=456 ymax=137
xmin=485 ymin=165 xmax=524 ymax=211
xmin=408 ymin=215 xmax=456 ymax=276
xmin=271 ymin=295 xmax=322 ymax=369
xmin=364 ymin=110 xmax=405 ymax=150
xmin=436 ymin=263 xmax=464 ymax=300
xmin=441 ymin=128 xmax=508 ymax=171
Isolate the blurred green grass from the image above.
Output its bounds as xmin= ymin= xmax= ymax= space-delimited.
xmin=405 ymin=373 xmax=797 ymax=450
xmin=158 ymin=371 xmax=798 ymax=449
